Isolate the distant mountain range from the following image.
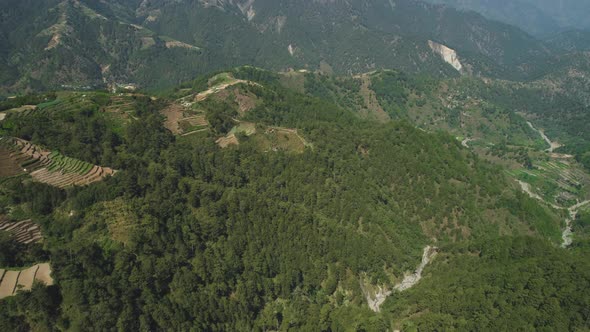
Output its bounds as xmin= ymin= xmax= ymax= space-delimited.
xmin=423 ymin=0 xmax=590 ymax=37
xmin=2 ymin=0 xmax=583 ymax=94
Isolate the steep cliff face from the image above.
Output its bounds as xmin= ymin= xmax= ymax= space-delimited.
xmin=428 ymin=40 xmax=463 ymax=72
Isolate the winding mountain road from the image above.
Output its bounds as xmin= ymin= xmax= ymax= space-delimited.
xmin=526 ymin=121 xmax=562 ymax=152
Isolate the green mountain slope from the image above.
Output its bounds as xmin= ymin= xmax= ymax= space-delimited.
xmin=0 ymin=0 xmax=206 ymax=93
xmin=545 ymin=30 xmax=590 ymax=52
xmin=0 ymin=67 xmax=581 ymax=330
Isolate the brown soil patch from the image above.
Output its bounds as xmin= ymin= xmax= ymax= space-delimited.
xmin=35 ymin=263 xmax=53 ymax=286
xmin=45 ymin=34 xmax=61 ymax=50
xmin=16 ymin=265 xmax=38 ymax=292
xmin=161 ymin=103 xmax=184 ymax=134
xmin=179 ymin=115 xmax=208 ymax=133
xmin=6 ymin=105 xmax=37 ymax=113
xmin=0 ymin=263 xmax=53 ymax=299
xmin=234 ymin=89 xmax=258 ymax=114
xmin=0 ymin=271 xmax=19 ymax=299
xmin=0 ymin=145 xmax=25 ymax=177
xmin=216 ymin=134 xmax=239 ymax=148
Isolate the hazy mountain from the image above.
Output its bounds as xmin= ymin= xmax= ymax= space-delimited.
xmin=0 ymin=0 xmax=554 ymax=93
xmin=545 ymin=30 xmax=590 ymax=52
xmin=424 ymin=0 xmax=590 ymax=37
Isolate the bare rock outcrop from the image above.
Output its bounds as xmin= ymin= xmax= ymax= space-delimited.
xmin=428 ymin=40 xmax=463 ymax=72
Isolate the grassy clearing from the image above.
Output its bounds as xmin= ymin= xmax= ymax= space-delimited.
xmin=208 ymin=73 xmax=234 ymax=87
xmin=75 ymin=199 xmax=139 ymax=246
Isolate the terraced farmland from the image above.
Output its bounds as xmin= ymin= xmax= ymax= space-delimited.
xmin=508 ymin=158 xmax=590 ymax=207
xmin=103 ymin=95 xmax=140 ymax=123
xmin=162 ymin=102 xmax=210 ymax=136
xmin=0 ymin=137 xmax=116 ymax=188
xmin=0 ymin=216 xmax=42 ymax=244
xmin=0 ymin=263 xmax=53 ymax=299
xmin=0 ymin=144 xmax=24 ymax=177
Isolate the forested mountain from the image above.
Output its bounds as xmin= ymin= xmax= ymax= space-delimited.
xmin=1 ymin=67 xmax=587 ymax=330
xmin=0 ymin=0 xmax=566 ymax=94
xmin=1 ymin=0 xmax=590 ymax=330
xmin=545 ymin=30 xmax=590 ymax=52
xmin=423 ymin=0 xmax=590 ymax=37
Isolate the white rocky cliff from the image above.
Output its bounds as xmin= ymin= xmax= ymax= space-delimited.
xmin=428 ymin=40 xmax=463 ymax=72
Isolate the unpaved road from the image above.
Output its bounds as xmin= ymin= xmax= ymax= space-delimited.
xmin=517 ymin=180 xmax=562 ymax=210
xmin=195 ymin=80 xmax=252 ymax=102
xmin=527 ymin=121 xmax=562 ymax=153
xmin=461 ymin=138 xmax=475 ymax=148
xmin=562 ymin=200 xmax=590 ymax=248
xmin=517 ymin=178 xmax=589 ymax=247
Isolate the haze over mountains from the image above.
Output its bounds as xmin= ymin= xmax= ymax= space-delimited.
xmin=3 ymin=0 xmax=589 ymax=93
xmin=424 ymin=0 xmax=590 ymax=37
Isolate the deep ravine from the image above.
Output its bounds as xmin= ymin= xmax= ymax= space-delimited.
xmin=364 ymin=246 xmax=438 ymax=312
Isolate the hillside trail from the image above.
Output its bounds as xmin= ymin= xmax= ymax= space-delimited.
xmin=526 ymin=121 xmax=562 ymax=152
xmin=195 ymin=79 xmax=261 ymax=102
xmin=517 ymin=177 xmax=589 ymax=247
xmin=562 ymin=200 xmax=590 ymax=248
xmin=364 ymin=246 xmax=437 ymax=312
xmin=461 ymin=138 xmax=475 ymax=148
xmin=519 ymin=121 xmax=590 ymax=247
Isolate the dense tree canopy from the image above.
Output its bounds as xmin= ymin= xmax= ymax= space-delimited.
xmin=0 ymin=68 xmax=587 ymax=331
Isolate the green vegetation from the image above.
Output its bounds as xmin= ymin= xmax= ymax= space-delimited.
xmin=0 ymin=231 xmax=47 ymax=268
xmin=0 ymin=0 xmax=576 ymax=95
xmin=384 ymin=236 xmax=590 ymax=331
xmin=0 ymin=67 xmax=583 ymax=330
xmin=507 ymin=160 xmax=590 ymax=207
xmin=0 ymin=93 xmax=56 ymax=112
xmin=572 ymin=207 xmax=590 ymax=250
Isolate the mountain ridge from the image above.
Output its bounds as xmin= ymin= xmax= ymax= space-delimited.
xmin=0 ymin=0 xmax=575 ymax=94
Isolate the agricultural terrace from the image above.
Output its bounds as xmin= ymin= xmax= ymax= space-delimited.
xmin=507 ymin=159 xmax=590 ymax=207
xmin=0 ymin=215 xmax=42 ymax=244
xmin=0 ymin=263 xmax=53 ymax=300
xmin=161 ymin=102 xmax=209 ymax=136
xmin=0 ymin=137 xmax=115 ymax=188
